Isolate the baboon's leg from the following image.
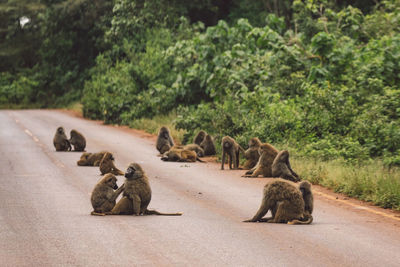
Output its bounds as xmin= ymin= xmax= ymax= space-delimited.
xmin=221 ymin=151 xmax=226 ymax=170
xmin=106 ymin=197 xmax=132 ymax=215
xmin=132 ymin=195 xmax=141 ymax=216
xmin=231 ymin=151 xmax=237 ymax=169
xmin=267 ymin=201 xmax=290 ymax=223
xmin=235 ymin=150 xmax=240 ymax=169
xmin=243 ymin=200 xmax=270 ymax=222
xmin=250 ymin=167 xmax=263 ymax=177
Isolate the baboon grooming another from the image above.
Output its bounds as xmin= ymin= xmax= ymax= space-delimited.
xmin=90 ymin=173 xmax=125 ymax=216
xmin=200 ymin=134 xmax=216 ymax=156
xmin=156 ymin=126 xmax=174 ymax=154
xmin=288 ymin=181 xmax=314 ymax=224
xmin=99 ymin=152 xmax=124 ymax=175
xmin=193 ymin=130 xmax=207 ymax=146
xmin=53 ymin=126 xmax=71 ymax=151
xmin=161 ymin=148 xmax=204 ymax=162
xmin=69 ymin=129 xmax=86 ymax=151
xmin=221 ymin=136 xmax=244 ymax=170
xmin=106 ymin=163 xmax=182 ymax=216
xmin=243 ymin=178 xmax=313 ymax=224
xmin=243 ymin=137 xmax=262 ymax=170
xmin=77 ymin=151 xmax=107 ymax=166
xmin=243 ymin=143 xmax=278 ymax=177
xmin=271 ymin=150 xmax=300 ymax=182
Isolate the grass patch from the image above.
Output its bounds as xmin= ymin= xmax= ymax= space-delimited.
xmin=64 ymin=101 xmax=83 ymax=115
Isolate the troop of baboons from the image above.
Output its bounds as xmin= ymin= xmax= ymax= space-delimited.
xmin=54 ymin=125 xmax=314 ymax=224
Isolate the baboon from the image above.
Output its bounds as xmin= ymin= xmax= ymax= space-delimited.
xmin=184 ymin=144 xmax=205 ymax=157
xmin=77 ymin=151 xmax=107 ymax=166
xmin=193 ymin=130 xmax=207 ymax=146
xmin=99 ymin=152 xmax=124 ymax=175
xmin=221 ymin=136 xmax=244 ymax=170
xmin=161 ymin=148 xmax=204 ymax=162
xmin=106 ymin=163 xmax=182 ymax=216
xmin=271 ymin=150 xmax=300 ymax=182
xmin=288 ymin=180 xmax=314 ymax=224
xmin=200 ymin=134 xmax=216 ymax=156
xmin=243 ymin=178 xmax=313 ymax=224
xmin=243 ymin=137 xmax=262 ymax=170
xmin=90 ymin=173 xmax=125 ymax=216
xmin=69 ymin=129 xmax=86 ymax=152
xmin=53 ymin=126 xmax=71 ymax=151
xmin=156 ymin=126 xmax=175 ymax=154
xmin=243 ymin=143 xmax=278 ymax=177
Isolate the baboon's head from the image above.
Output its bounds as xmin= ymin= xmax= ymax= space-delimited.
xmin=198 ymin=131 xmax=206 ymax=139
xmin=70 ymin=129 xmax=78 ymax=139
xmin=299 ymin=181 xmax=311 ymax=194
xmin=205 ymin=135 xmax=212 ymax=142
xmin=258 ymin=144 xmax=274 ymax=156
xmin=223 ymin=137 xmax=232 ymax=149
xmin=125 ymin=163 xmax=144 ymax=179
xmin=57 ymin=127 xmax=65 ymax=135
xmin=104 ymin=152 xmax=114 ymax=161
xmin=102 ymin=173 xmax=118 ymax=190
xmin=249 ymin=137 xmax=261 ymax=147
xmin=197 ymin=150 xmax=204 ymax=157
xmin=80 ymin=152 xmax=90 ymax=160
xmin=159 ymin=127 xmax=169 ymax=139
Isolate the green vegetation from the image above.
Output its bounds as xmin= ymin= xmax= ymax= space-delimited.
xmin=1 ymin=0 xmax=400 ymax=209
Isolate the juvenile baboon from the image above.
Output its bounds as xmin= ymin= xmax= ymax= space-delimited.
xmin=243 ymin=178 xmax=312 ymax=224
xmin=184 ymin=144 xmax=205 ymax=157
xmin=243 ymin=143 xmax=278 ymax=177
xmin=161 ymin=148 xmax=204 ymax=162
xmin=243 ymin=137 xmax=262 ymax=170
xmin=200 ymin=134 xmax=216 ymax=156
xmin=271 ymin=150 xmax=300 ymax=182
xmin=193 ymin=130 xmax=207 ymax=146
xmin=156 ymin=126 xmax=175 ymax=154
xmin=77 ymin=151 xmax=107 ymax=166
xmin=99 ymin=152 xmax=124 ymax=175
xmin=90 ymin=173 xmax=125 ymax=216
xmin=69 ymin=129 xmax=86 ymax=152
xmin=288 ymin=181 xmax=314 ymax=224
xmin=106 ymin=163 xmax=182 ymax=216
xmin=53 ymin=126 xmax=71 ymax=151
xmin=221 ymin=136 xmax=244 ymax=170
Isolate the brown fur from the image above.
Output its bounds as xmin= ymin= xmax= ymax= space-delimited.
xmin=288 ymin=181 xmax=314 ymax=224
xmin=156 ymin=126 xmax=174 ymax=154
xmin=77 ymin=151 xmax=107 ymax=166
xmin=221 ymin=136 xmax=244 ymax=170
xmin=69 ymin=129 xmax=86 ymax=152
xmin=184 ymin=144 xmax=205 ymax=157
xmin=53 ymin=126 xmax=71 ymax=151
xmin=271 ymin=150 xmax=300 ymax=182
xmin=99 ymin=152 xmax=124 ymax=175
xmin=243 ymin=178 xmax=312 ymax=224
xmin=90 ymin=173 xmax=125 ymax=216
xmin=106 ymin=163 xmax=182 ymax=216
xmin=243 ymin=137 xmax=262 ymax=170
xmin=200 ymin=134 xmax=216 ymax=156
xmin=193 ymin=130 xmax=206 ymax=146
xmin=243 ymin=143 xmax=278 ymax=177
xmin=161 ymin=148 xmax=204 ymax=162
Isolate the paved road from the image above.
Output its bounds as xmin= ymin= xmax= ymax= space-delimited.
xmin=1 ymin=110 xmax=400 ymax=266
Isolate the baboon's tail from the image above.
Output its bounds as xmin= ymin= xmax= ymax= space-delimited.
xmin=91 ymin=211 xmax=106 ymax=216
xmin=287 ymin=215 xmax=313 ymax=225
xmin=145 ymin=209 xmax=183 ymax=216
xmin=196 ymin=157 xmax=205 ymax=163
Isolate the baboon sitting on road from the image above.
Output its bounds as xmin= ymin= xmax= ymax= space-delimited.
xmin=99 ymin=152 xmax=124 ymax=175
xmin=271 ymin=150 xmax=300 ymax=182
xmin=200 ymin=134 xmax=216 ymax=156
xmin=243 ymin=143 xmax=278 ymax=177
xmin=156 ymin=126 xmax=174 ymax=154
xmin=106 ymin=163 xmax=182 ymax=216
xmin=90 ymin=173 xmax=125 ymax=216
xmin=53 ymin=126 xmax=71 ymax=151
xmin=193 ymin=130 xmax=206 ymax=146
xmin=69 ymin=129 xmax=86 ymax=152
xmin=244 ymin=178 xmax=313 ymax=224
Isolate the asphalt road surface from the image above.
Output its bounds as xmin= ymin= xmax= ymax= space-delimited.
xmin=1 ymin=110 xmax=400 ymax=266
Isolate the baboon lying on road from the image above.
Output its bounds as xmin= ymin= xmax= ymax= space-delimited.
xmin=77 ymin=151 xmax=107 ymax=166
xmin=244 ymin=178 xmax=313 ymax=224
xmin=161 ymin=148 xmax=204 ymax=162
xmin=193 ymin=130 xmax=206 ymax=146
xmin=105 ymin=163 xmax=182 ymax=216
xmin=243 ymin=143 xmax=278 ymax=177
xmin=200 ymin=134 xmax=216 ymax=156
xmin=53 ymin=126 xmax=71 ymax=151
xmin=243 ymin=137 xmax=262 ymax=170
xmin=99 ymin=152 xmax=124 ymax=175
xmin=271 ymin=150 xmax=300 ymax=182
xmin=90 ymin=173 xmax=125 ymax=216
xmin=69 ymin=129 xmax=86 ymax=152
xmin=221 ymin=136 xmax=244 ymax=170
xmin=156 ymin=126 xmax=174 ymax=154
xmin=183 ymin=144 xmax=204 ymax=157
